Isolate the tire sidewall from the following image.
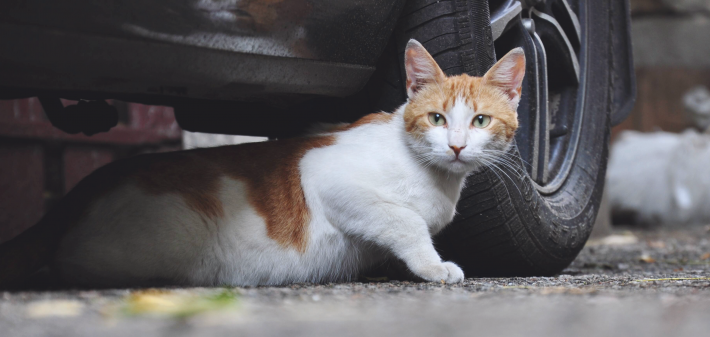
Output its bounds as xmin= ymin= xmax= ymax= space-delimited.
xmin=437 ymin=0 xmax=613 ymax=275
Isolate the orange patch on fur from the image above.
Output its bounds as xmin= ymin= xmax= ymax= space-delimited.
xmin=133 ymin=155 xmax=225 ymax=219
xmin=403 ymin=74 xmax=519 ymax=141
xmin=129 ymin=136 xmax=335 ymax=252
xmin=88 ymin=136 xmax=333 ymax=253
xmin=202 ymin=136 xmax=335 ymax=253
xmin=170 ymin=136 xmax=335 ymax=253
xmin=89 ymin=136 xmax=337 ymax=252
xmin=331 ymin=112 xmax=395 ymax=132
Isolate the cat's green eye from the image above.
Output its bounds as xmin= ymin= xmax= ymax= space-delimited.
xmin=473 ymin=115 xmax=491 ymax=128
xmin=428 ymin=113 xmax=446 ymax=126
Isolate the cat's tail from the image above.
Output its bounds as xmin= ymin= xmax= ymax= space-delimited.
xmin=0 ymin=213 xmax=65 ymax=288
xmin=0 ymin=157 xmax=128 ymax=288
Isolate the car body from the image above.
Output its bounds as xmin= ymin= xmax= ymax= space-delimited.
xmin=0 ymin=0 xmax=634 ymax=135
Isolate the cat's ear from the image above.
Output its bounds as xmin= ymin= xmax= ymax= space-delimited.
xmin=404 ymin=39 xmax=446 ymax=98
xmin=482 ymin=47 xmax=526 ymax=110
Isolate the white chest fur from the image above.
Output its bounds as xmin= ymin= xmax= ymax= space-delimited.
xmin=302 ymin=115 xmax=466 ymax=233
xmin=298 ymin=112 xmax=468 ymax=283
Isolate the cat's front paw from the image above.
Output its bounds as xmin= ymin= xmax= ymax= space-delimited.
xmin=415 ymin=261 xmax=464 ymax=284
xmin=441 ymin=261 xmax=464 ymax=283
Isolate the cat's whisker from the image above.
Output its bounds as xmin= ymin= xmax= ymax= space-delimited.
xmin=477 ymin=153 xmax=525 ymax=181
xmin=490 ymin=164 xmax=525 ymax=196
xmin=479 ymin=156 xmax=526 ymax=178
xmin=490 ymin=153 xmax=529 ymax=168
xmin=478 ymin=155 xmax=527 ymax=183
xmin=479 ymin=158 xmax=524 ymax=198
xmin=414 ymin=154 xmax=438 ymax=170
xmin=413 ymin=153 xmax=437 ymax=165
xmin=480 ymin=149 xmax=517 ymax=159
xmin=477 ymin=151 xmax=528 ymax=175
xmin=481 ymin=149 xmax=531 ymax=167
xmin=478 ymin=158 xmax=516 ymax=199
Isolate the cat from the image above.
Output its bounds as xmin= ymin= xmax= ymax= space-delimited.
xmin=0 ymin=40 xmax=524 ymax=287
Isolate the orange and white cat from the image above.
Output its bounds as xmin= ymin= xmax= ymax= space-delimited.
xmin=0 ymin=40 xmax=524 ymax=287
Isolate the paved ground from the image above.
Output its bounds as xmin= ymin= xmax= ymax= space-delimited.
xmin=2 ymin=226 xmax=709 ymax=337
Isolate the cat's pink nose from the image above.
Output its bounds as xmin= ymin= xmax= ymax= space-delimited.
xmin=450 ymin=145 xmax=465 ymax=157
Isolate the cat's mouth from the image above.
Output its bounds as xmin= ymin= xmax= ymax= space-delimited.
xmin=444 ymin=158 xmax=476 ymax=174
xmin=449 ymin=158 xmax=470 ymax=168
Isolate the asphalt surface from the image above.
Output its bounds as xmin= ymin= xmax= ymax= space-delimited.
xmin=2 ymin=226 xmax=709 ymax=337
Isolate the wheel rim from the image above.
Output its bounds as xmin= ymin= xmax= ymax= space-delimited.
xmin=490 ymin=0 xmax=587 ymax=195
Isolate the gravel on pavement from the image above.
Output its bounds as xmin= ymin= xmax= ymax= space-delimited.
xmin=2 ymin=226 xmax=709 ymax=337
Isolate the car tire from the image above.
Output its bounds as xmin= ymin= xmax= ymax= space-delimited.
xmin=367 ymin=0 xmax=612 ymax=276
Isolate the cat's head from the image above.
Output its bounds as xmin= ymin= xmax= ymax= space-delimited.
xmin=402 ymin=39 xmax=524 ymax=174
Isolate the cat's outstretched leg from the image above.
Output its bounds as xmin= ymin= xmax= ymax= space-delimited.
xmin=325 ymin=198 xmax=464 ymax=283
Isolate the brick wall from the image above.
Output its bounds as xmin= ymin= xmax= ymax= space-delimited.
xmin=0 ymin=99 xmax=181 ymax=243
xmin=613 ymin=0 xmax=710 ymax=139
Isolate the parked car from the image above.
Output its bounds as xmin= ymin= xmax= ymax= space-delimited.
xmin=0 ymin=0 xmax=635 ymax=276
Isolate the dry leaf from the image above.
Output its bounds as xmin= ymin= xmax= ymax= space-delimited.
xmin=27 ymin=300 xmax=83 ymax=318
xmin=639 ymin=254 xmax=656 ymax=263
xmin=587 ymin=232 xmax=638 ymax=246
xmin=119 ymin=289 xmax=239 ymax=318
xmin=647 ymin=240 xmax=666 ymax=249
xmin=701 ymin=253 xmax=710 ymax=260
